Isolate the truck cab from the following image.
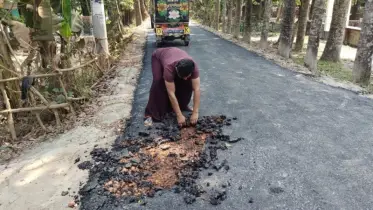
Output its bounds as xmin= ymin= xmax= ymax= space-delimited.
xmin=152 ymin=0 xmax=190 ymax=47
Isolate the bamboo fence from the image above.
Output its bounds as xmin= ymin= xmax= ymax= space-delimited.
xmin=0 ymin=57 xmax=99 ymax=142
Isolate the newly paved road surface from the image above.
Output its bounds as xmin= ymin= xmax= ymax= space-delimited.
xmin=109 ymin=24 xmax=373 ymax=209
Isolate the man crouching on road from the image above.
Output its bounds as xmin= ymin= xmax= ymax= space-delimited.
xmin=144 ymin=47 xmax=201 ymax=127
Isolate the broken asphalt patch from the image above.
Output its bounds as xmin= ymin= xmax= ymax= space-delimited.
xmin=78 ymin=115 xmax=244 ymax=209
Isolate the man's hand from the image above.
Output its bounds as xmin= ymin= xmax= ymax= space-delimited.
xmin=165 ymin=80 xmax=185 ymax=126
xmin=177 ymin=114 xmax=186 ymax=126
xmin=190 ymin=112 xmax=199 ymax=125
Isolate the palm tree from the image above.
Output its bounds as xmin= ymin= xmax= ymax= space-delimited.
xmin=352 ymin=0 xmax=373 ymax=85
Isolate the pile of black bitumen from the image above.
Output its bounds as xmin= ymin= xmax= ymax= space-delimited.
xmin=77 ymin=115 xmax=243 ymax=209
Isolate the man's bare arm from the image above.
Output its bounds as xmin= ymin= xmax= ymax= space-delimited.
xmin=165 ymin=80 xmax=183 ymax=117
xmin=191 ymin=77 xmax=200 ymax=114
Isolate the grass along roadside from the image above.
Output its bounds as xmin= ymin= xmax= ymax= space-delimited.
xmin=293 ymin=56 xmax=353 ymax=82
xmin=292 ymin=54 xmax=373 ymax=94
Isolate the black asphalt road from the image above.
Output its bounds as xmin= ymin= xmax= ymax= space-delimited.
xmin=100 ymin=24 xmax=373 ymax=210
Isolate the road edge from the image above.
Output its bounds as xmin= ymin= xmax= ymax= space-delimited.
xmin=191 ymin=20 xmax=373 ymax=98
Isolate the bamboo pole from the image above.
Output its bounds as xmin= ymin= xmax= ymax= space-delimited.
xmin=0 ymin=70 xmax=16 ymax=141
xmin=0 ymin=57 xmax=98 ymax=83
xmin=0 ymin=77 xmax=19 ymax=83
xmin=0 ymin=103 xmax=70 ymax=114
xmin=0 ymin=63 xmax=21 ymax=77
xmin=0 ymin=24 xmax=23 ymax=74
xmin=56 ymin=58 xmax=98 ymax=72
xmin=58 ymin=76 xmax=76 ymax=115
xmin=29 ymin=92 xmax=47 ymax=131
xmin=0 ymin=55 xmax=100 ymax=133
xmin=30 ymin=87 xmax=61 ymax=126
xmin=67 ymin=97 xmax=86 ymax=101
xmin=0 ymin=73 xmax=62 ymax=83
xmin=1 ymin=57 xmax=99 ymax=85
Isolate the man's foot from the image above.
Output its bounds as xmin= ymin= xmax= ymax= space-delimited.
xmin=144 ymin=116 xmax=153 ymax=127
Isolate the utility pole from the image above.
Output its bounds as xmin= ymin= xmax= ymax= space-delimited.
xmin=91 ymin=0 xmax=109 ymax=55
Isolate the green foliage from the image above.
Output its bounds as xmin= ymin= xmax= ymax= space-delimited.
xmin=253 ymin=0 xmax=261 ymax=5
xmin=293 ymin=57 xmax=353 ymax=82
xmin=55 ymin=94 xmax=66 ymax=104
xmin=52 ymin=88 xmax=63 ymax=93
xmin=0 ymin=8 xmax=24 ymax=22
xmin=51 ymin=0 xmax=62 ymax=13
xmin=317 ymin=60 xmax=353 ymax=82
xmin=43 ymin=86 xmax=67 ymax=104
xmin=352 ymin=0 xmax=364 ymax=6
xmin=119 ymin=0 xmax=134 ymax=10
xmin=19 ymin=7 xmax=34 ymax=27
xmin=42 ymin=81 xmax=76 ymax=103
xmin=0 ymin=8 xmax=9 ymax=18
xmin=61 ymin=0 xmax=72 ymax=38
xmin=272 ymin=0 xmax=282 ymax=6
xmin=272 ymin=0 xmax=300 ymax=7
xmin=191 ymin=0 xmax=215 ymax=23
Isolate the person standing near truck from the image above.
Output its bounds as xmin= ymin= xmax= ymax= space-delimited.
xmin=144 ymin=47 xmax=201 ymax=127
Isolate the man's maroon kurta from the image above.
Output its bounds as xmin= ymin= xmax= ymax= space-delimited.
xmin=145 ymin=47 xmax=199 ymax=121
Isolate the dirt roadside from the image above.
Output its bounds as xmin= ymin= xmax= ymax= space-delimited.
xmin=0 ymin=23 xmax=148 ymax=210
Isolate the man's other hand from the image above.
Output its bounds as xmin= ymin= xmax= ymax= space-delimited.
xmin=190 ymin=112 xmax=198 ymax=125
xmin=177 ymin=114 xmax=186 ymax=126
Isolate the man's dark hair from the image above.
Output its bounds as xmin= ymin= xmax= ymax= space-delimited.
xmin=176 ymin=59 xmax=195 ymax=78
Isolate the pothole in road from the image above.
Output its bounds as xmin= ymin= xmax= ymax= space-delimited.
xmin=78 ymin=115 xmax=243 ymax=208
xmin=104 ymin=127 xmax=208 ymax=197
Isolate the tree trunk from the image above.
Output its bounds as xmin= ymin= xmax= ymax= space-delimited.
xmin=40 ymin=41 xmax=56 ymax=69
xmin=80 ymin=0 xmax=91 ymax=16
xmin=134 ymin=0 xmax=142 ymax=26
xmin=304 ymin=0 xmax=326 ymax=73
xmin=140 ymin=0 xmax=148 ymax=19
xmin=352 ymin=0 xmax=373 ymax=85
xmin=291 ymin=20 xmax=298 ymax=45
xmin=258 ymin=0 xmax=263 ymax=20
xmin=242 ymin=5 xmax=246 ymax=29
xmin=34 ymin=0 xmax=54 ymax=41
xmin=202 ymin=0 xmax=209 ymax=24
xmin=306 ymin=1 xmax=313 ymax=35
xmin=117 ymin=0 xmax=125 ymax=25
xmin=260 ymin=0 xmax=272 ymax=48
xmin=130 ymin=10 xmax=135 ymax=25
xmin=320 ymin=0 xmax=350 ymax=62
xmin=222 ymin=0 xmax=227 ymax=32
xmin=123 ymin=9 xmax=132 ymax=25
xmin=227 ymin=1 xmax=233 ymax=33
xmin=0 ymin=32 xmax=20 ymax=107
xmin=278 ymin=0 xmax=296 ymax=58
xmin=276 ymin=3 xmax=283 ymax=22
xmin=209 ymin=11 xmax=214 ymax=27
xmin=350 ymin=2 xmax=359 ymax=20
xmin=309 ymin=0 xmax=316 ymax=19
xmin=214 ymin=0 xmax=220 ymax=30
xmin=294 ymin=0 xmax=311 ymax=51
xmin=234 ymin=0 xmax=242 ymax=38
xmin=243 ymin=0 xmax=252 ymax=43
